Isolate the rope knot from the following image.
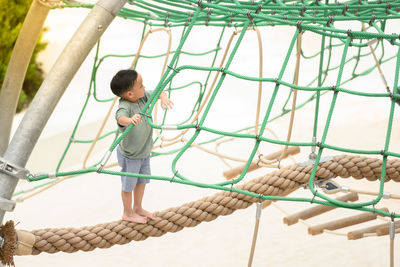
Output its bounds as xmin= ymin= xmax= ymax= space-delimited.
xmin=296 ymin=21 xmax=303 ymax=33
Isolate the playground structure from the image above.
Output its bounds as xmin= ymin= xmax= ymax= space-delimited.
xmin=1 ymin=0 xmax=400 ymax=266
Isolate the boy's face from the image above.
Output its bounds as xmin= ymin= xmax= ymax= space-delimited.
xmin=122 ymin=73 xmax=145 ymax=103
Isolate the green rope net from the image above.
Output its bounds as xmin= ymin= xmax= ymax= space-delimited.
xmin=18 ymin=0 xmax=400 ymax=219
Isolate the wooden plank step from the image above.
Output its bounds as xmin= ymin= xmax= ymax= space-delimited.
xmin=283 ymin=192 xmax=359 ymax=226
xmin=347 ymin=220 xmax=400 ymax=240
xmin=308 ymin=207 xmax=389 ymax=235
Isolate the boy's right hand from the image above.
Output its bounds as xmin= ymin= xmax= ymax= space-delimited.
xmin=130 ymin=114 xmax=142 ymax=125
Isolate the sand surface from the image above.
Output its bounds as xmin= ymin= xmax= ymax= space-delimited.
xmin=5 ymin=4 xmax=400 ymax=267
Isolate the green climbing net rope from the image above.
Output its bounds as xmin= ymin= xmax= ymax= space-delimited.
xmin=19 ymin=0 xmax=400 ymax=219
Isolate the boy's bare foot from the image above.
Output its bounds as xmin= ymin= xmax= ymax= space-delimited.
xmin=134 ymin=208 xmax=157 ymax=220
xmin=122 ymin=212 xmax=147 ymax=224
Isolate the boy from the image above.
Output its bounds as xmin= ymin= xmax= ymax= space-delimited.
xmin=110 ymin=69 xmax=173 ymax=223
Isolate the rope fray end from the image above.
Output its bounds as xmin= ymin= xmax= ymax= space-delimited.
xmin=0 ymin=221 xmax=17 ymax=266
xmin=0 ymin=221 xmax=35 ymax=266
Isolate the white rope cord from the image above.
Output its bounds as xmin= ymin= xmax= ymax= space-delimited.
xmin=213 ymin=127 xmax=282 ymax=168
xmin=361 ymin=22 xmax=390 ymax=91
xmin=276 ymin=32 xmax=302 ymax=163
xmin=347 ymin=188 xmax=400 ymax=200
xmin=13 ymin=162 xmax=118 ymax=203
xmin=189 ymin=142 xmax=249 ymax=163
xmin=215 ymin=129 xmax=256 ymax=168
xmin=147 ymin=28 xmax=172 ymax=141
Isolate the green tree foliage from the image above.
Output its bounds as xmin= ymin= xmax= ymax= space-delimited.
xmin=0 ymin=0 xmax=47 ymax=112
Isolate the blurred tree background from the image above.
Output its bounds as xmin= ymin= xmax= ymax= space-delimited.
xmin=0 ymin=0 xmax=47 ymax=112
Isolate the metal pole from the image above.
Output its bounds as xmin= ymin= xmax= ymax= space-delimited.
xmin=0 ymin=0 xmax=128 ymax=224
xmin=0 ymin=0 xmax=50 ymax=156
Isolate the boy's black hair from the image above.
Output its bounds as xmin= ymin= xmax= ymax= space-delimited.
xmin=110 ymin=69 xmax=138 ymax=97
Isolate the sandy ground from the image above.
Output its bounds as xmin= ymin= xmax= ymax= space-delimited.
xmin=5 ymin=4 xmax=400 ymax=267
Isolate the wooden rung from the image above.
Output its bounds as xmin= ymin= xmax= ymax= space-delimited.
xmin=283 ymin=193 xmax=359 ymax=226
xmin=223 ymin=146 xmax=300 ymax=180
xmin=348 ymin=220 xmax=400 ymax=240
xmin=308 ymin=207 xmax=388 ymax=236
xmin=376 ymin=220 xmax=400 ymax=236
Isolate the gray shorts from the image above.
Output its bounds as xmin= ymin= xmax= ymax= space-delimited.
xmin=116 ymin=147 xmax=150 ymax=192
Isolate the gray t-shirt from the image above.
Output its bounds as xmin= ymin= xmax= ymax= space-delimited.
xmin=115 ymin=90 xmax=153 ymax=159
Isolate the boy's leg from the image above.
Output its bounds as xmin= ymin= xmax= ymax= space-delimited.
xmin=121 ymin=190 xmax=132 ymax=214
xmin=133 ymin=155 xmax=156 ymax=220
xmin=121 ymin=190 xmax=147 ymax=223
xmin=133 ymin=184 xmax=156 ymax=220
xmin=117 ymin=148 xmax=147 ymax=223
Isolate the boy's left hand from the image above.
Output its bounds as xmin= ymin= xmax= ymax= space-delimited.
xmin=161 ymin=97 xmax=174 ymax=110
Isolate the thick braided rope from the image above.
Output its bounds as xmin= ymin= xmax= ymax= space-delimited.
xmin=28 ymin=154 xmax=400 ymax=255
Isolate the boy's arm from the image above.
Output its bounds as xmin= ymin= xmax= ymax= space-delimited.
xmin=159 ymin=91 xmax=174 ymax=110
xmin=117 ymin=114 xmax=142 ymax=126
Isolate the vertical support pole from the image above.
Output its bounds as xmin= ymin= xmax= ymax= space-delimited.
xmin=390 ymin=214 xmax=395 ymax=267
xmin=0 ymin=0 xmax=128 ymax=224
xmin=248 ymin=195 xmax=263 ymax=267
xmin=0 ymin=0 xmax=50 ymax=156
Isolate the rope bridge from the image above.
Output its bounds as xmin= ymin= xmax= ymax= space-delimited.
xmin=2 ymin=0 xmax=400 ymax=265
xmin=2 ymin=155 xmax=399 ymax=260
